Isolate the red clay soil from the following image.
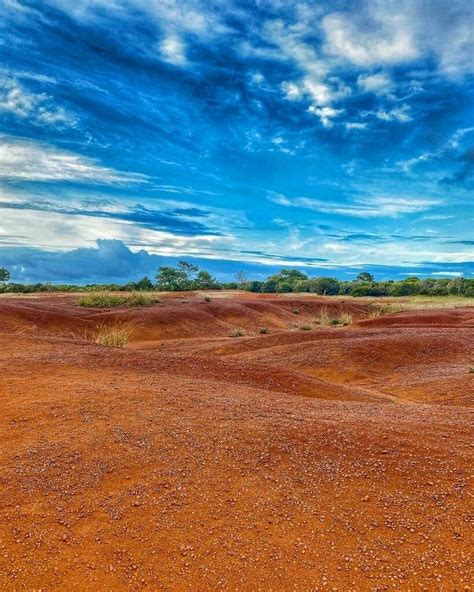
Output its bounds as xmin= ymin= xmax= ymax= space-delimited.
xmin=0 ymin=293 xmax=472 ymax=591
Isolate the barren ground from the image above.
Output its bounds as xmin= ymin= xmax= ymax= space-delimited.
xmin=0 ymin=292 xmax=472 ymax=591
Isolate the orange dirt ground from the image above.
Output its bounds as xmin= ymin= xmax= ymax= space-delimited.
xmin=0 ymin=292 xmax=472 ymax=591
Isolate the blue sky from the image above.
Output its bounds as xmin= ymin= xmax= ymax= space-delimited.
xmin=0 ymin=0 xmax=473 ymax=283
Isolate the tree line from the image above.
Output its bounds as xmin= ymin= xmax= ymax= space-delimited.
xmin=0 ymin=263 xmax=473 ymax=297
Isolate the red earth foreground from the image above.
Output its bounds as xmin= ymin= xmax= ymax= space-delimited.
xmin=0 ymin=292 xmax=472 ymax=591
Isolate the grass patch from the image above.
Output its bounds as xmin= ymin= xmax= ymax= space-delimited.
xmin=297 ymin=324 xmax=312 ymax=331
xmin=314 ymin=308 xmax=352 ymax=327
xmin=94 ymin=323 xmax=133 ymax=347
xmin=378 ymin=303 xmax=404 ymax=314
xmin=337 ymin=312 xmax=353 ymax=326
xmin=314 ymin=308 xmax=331 ymax=326
xmin=230 ymin=328 xmax=245 ymax=337
xmin=374 ymin=297 xmax=473 ymax=314
xmin=368 ymin=308 xmax=382 ymax=319
xmin=77 ymin=292 xmax=161 ymax=308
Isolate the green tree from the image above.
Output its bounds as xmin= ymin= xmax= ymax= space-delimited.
xmin=356 ymin=272 xmax=374 ymax=282
xmin=194 ymin=270 xmax=219 ymax=289
xmin=265 ymin=269 xmax=308 ymax=292
xmin=156 ymin=261 xmax=201 ymax=291
xmin=135 ymin=276 xmax=154 ymax=291
xmin=155 ymin=266 xmax=189 ymax=291
xmin=177 ymin=260 xmax=199 ymax=277
xmin=0 ymin=268 xmax=10 ymax=283
xmin=310 ymin=277 xmax=341 ymax=295
xmin=235 ymin=270 xmax=248 ymax=289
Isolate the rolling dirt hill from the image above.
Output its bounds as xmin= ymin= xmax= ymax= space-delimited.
xmin=0 ymin=293 xmax=472 ymax=590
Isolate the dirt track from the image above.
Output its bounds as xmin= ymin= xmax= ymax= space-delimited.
xmin=0 ymin=293 xmax=472 ymax=590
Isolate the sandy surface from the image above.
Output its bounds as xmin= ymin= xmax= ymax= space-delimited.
xmin=0 ymin=293 xmax=472 ymax=590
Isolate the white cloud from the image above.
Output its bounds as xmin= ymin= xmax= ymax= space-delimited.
xmin=250 ymin=71 xmax=265 ymax=85
xmin=322 ymin=10 xmax=418 ymax=67
xmin=268 ymin=192 xmax=439 ymax=218
xmin=0 ymin=136 xmax=148 ymax=184
xmin=47 ymin=0 xmax=229 ymax=68
xmin=0 ymin=206 xmax=224 ymax=253
xmin=357 ymin=72 xmax=392 ymax=94
xmin=321 ymin=1 xmax=473 ymax=77
xmin=345 ymin=122 xmax=367 ymax=130
xmin=281 ymin=76 xmax=350 ymax=126
xmin=307 ymin=105 xmax=343 ymax=128
xmin=159 ymin=34 xmax=187 ymax=66
xmin=396 ymin=127 xmax=474 ymax=172
xmin=376 ymin=104 xmax=412 ymax=122
xmin=0 ymin=77 xmax=75 ymax=126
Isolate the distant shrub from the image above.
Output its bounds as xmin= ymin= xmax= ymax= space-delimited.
xmin=94 ymin=323 xmax=132 ymax=347
xmin=77 ymin=292 xmax=160 ymax=308
xmin=230 ymin=328 xmax=245 ymax=337
xmin=292 ymin=307 xmax=300 ymax=314
xmin=297 ymin=324 xmax=312 ymax=331
xmin=259 ymin=326 xmax=269 ymax=334
xmin=203 ymin=295 xmax=211 ymax=302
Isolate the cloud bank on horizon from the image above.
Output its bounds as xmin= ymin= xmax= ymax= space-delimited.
xmin=0 ymin=0 xmax=473 ymax=282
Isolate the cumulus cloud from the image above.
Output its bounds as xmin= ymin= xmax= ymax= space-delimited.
xmin=281 ymin=77 xmax=350 ymax=126
xmin=322 ymin=10 xmax=418 ymax=67
xmin=307 ymin=105 xmax=343 ymax=128
xmin=357 ymin=72 xmax=392 ymax=94
xmin=0 ymin=77 xmax=75 ymax=126
xmin=322 ymin=0 xmax=473 ymax=76
xmin=0 ymin=136 xmax=148 ymax=184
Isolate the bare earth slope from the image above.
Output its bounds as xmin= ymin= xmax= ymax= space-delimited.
xmin=0 ymin=293 xmax=472 ymax=590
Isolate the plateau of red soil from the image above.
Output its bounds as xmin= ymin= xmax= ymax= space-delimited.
xmin=0 ymin=292 xmax=472 ymax=590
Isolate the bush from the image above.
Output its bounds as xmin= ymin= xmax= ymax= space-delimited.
xmin=259 ymin=326 xmax=269 ymax=334
xmin=230 ymin=328 xmax=245 ymax=337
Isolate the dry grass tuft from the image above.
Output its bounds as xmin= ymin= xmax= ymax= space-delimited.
xmin=337 ymin=312 xmax=353 ymax=326
xmin=378 ymin=303 xmax=404 ymax=314
xmin=368 ymin=308 xmax=382 ymax=319
xmin=94 ymin=323 xmax=133 ymax=347
xmin=230 ymin=328 xmax=245 ymax=337
xmin=314 ymin=308 xmax=352 ymax=327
